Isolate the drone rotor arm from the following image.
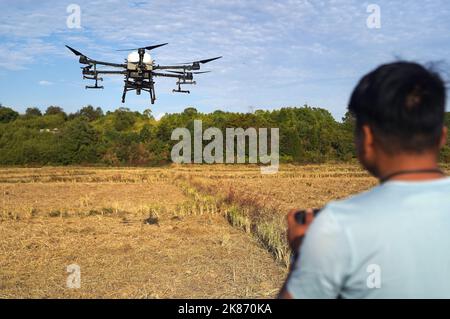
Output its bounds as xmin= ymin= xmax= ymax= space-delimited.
xmin=154 ymin=65 xmax=193 ymax=71
xmin=94 ymin=70 xmax=127 ymax=75
xmin=152 ymin=72 xmax=184 ymax=79
xmin=66 ymin=45 xmax=126 ymax=68
xmin=166 ymin=70 xmax=211 ymax=75
xmin=87 ymin=60 xmax=126 ymax=68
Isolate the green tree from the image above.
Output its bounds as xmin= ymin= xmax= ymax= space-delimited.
xmin=113 ymin=108 xmax=137 ymax=131
xmin=3 ymin=104 xmax=447 ymax=166
xmin=59 ymin=118 xmax=99 ymax=164
xmin=77 ymin=105 xmax=103 ymax=122
xmin=183 ymin=107 xmax=198 ymax=117
xmin=143 ymin=109 xmax=154 ymax=120
xmin=25 ymin=107 xmax=43 ymax=117
xmin=0 ymin=106 xmax=19 ymax=123
xmin=45 ymin=106 xmax=67 ymax=118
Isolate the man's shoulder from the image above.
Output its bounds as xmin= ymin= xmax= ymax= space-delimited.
xmin=321 ymin=177 xmax=450 ymax=222
xmin=321 ymin=184 xmax=383 ymax=216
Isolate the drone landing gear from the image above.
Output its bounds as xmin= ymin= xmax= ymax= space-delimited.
xmin=121 ymin=87 xmax=128 ymax=103
xmin=86 ymin=84 xmax=104 ymax=89
xmin=149 ymin=82 xmax=156 ymax=103
xmin=173 ymin=89 xmax=190 ymax=94
xmin=83 ymin=64 xmax=104 ymax=89
xmin=84 ymin=75 xmax=103 ymax=89
xmin=121 ymin=73 xmax=156 ymax=104
xmin=173 ymin=81 xmax=192 ymax=94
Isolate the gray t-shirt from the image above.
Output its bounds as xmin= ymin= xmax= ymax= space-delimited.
xmin=287 ymin=177 xmax=450 ymax=298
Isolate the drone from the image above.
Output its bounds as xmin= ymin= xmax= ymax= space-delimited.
xmin=65 ymin=43 xmax=221 ymax=104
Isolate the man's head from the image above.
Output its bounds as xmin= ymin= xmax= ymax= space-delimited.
xmin=348 ymin=61 xmax=448 ymax=177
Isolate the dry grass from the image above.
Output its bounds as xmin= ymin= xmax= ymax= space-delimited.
xmin=3 ymin=164 xmax=448 ymax=298
xmin=0 ymin=214 xmax=283 ymax=298
xmin=0 ymin=167 xmax=285 ymax=298
xmin=175 ymin=163 xmax=449 ymax=266
xmin=168 ymin=164 xmax=377 ymax=266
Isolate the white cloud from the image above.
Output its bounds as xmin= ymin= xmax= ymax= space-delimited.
xmin=38 ymin=80 xmax=53 ymax=86
xmin=1 ymin=0 xmax=450 ymax=118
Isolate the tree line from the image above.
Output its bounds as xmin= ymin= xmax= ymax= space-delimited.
xmin=0 ymin=104 xmax=449 ymax=166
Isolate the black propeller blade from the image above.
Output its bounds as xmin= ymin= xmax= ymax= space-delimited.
xmin=66 ymin=45 xmax=85 ymax=57
xmin=177 ymin=56 xmax=222 ymax=65
xmin=197 ymin=56 xmax=222 ymax=64
xmin=117 ymin=43 xmax=169 ymax=52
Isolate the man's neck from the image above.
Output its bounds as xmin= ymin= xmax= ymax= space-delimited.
xmin=377 ymin=153 xmax=444 ymax=182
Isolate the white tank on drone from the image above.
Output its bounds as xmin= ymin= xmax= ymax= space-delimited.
xmin=127 ymin=51 xmax=153 ymax=70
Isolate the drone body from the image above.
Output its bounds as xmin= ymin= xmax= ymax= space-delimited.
xmin=66 ymin=43 xmax=221 ymax=104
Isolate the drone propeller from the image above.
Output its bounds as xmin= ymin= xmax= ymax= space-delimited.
xmin=177 ymin=56 xmax=222 ymax=65
xmin=66 ymin=45 xmax=85 ymax=57
xmin=166 ymin=71 xmax=211 ymax=75
xmin=116 ymin=43 xmax=169 ymax=52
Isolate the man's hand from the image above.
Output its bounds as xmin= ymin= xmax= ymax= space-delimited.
xmin=287 ymin=208 xmax=315 ymax=252
xmin=278 ymin=208 xmax=316 ymax=299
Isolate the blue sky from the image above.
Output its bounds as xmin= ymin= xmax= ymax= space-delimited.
xmin=0 ymin=0 xmax=449 ymax=120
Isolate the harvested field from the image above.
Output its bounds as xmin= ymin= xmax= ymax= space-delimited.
xmin=0 ymin=167 xmax=284 ymax=298
xmin=2 ymin=164 xmax=447 ymax=298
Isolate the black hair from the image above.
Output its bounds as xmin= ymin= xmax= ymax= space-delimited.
xmin=348 ymin=61 xmax=447 ymax=154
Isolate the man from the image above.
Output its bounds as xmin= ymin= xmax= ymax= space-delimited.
xmin=279 ymin=61 xmax=450 ymax=298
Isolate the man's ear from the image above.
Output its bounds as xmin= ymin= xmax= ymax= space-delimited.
xmin=362 ymin=124 xmax=375 ymax=156
xmin=439 ymin=126 xmax=448 ymax=149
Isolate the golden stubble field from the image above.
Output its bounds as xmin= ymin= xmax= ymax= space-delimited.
xmin=0 ymin=163 xmax=408 ymax=298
